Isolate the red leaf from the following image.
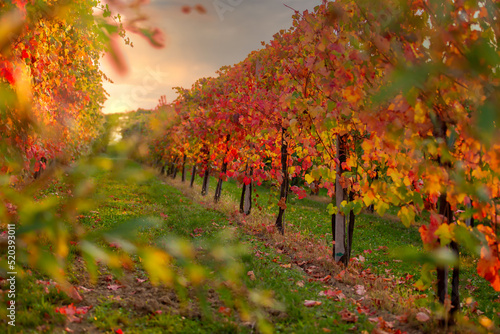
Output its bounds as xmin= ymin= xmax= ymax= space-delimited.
xmin=0 ymin=67 xmax=15 ymax=85
xmin=243 ymin=176 xmax=252 ymax=185
xmin=290 ymin=186 xmax=308 ymax=199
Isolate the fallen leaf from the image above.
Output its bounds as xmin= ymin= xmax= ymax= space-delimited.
xmin=247 ymin=271 xmax=256 ymax=281
xmin=280 ymin=263 xmax=292 ymax=269
xmin=296 ymin=280 xmax=304 ymax=287
xmin=136 ymin=278 xmax=148 ymax=283
xmin=339 ymin=309 xmax=358 ymax=323
xmin=67 ymin=287 xmax=82 ymax=301
xmin=218 ymin=306 xmax=232 ymax=316
xmin=107 ymin=284 xmax=124 ymax=291
xmin=355 ymin=285 xmax=366 ymax=295
xmin=320 ymin=275 xmax=332 ymax=282
xmin=55 ymin=304 xmax=92 ymax=323
xmin=319 ymin=289 xmax=345 ymax=301
xmin=416 ymin=312 xmax=430 ymax=322
xmin=356 ymin=306 xmax=371 ymax=314
xmin=304 ymin=300 xmax=322 ymax=307
xmin=266 ymin=225 xmax=276 ymax=233
xmin=395 ymin=314 xmax=408 ymax=323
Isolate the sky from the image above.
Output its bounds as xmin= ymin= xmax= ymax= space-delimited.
xmin=99 ymin=0 xmax=321 ymax=114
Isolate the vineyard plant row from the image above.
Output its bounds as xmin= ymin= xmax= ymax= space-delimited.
xmin=147 ymin=0 xmax=500 ymax=323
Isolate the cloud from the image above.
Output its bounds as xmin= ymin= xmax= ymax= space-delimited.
xmin=100 ymin=0 xmax=321 ymax=113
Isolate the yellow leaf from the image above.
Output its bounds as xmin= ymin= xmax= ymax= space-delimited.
xmin=346 ymin=157 xmax=356 ymax=168
xmin=305 ymin=174 xmax=315 ymax=184
xmin=362 ymin=190 xmax=376 ymax=207
xmin=361 ymin=140 xmax=373 ymax=153
xmin=414 ymin=101 xmax=426 ymax=123
xmin=398 ymin=206 xmax=415 ymax=227
xmin=424 ymin=173 xmax=441 ymax=195
xmin=403 ymin=176 xmax=412 ymax=187
xmin=435 ymin=224 xmax=453 ymax=246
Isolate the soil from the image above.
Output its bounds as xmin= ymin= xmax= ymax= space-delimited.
xmin=62 ymin=258 xmax=223 ymax=333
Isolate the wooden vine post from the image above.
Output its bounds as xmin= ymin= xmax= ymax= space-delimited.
xmin=275 ymin=127 xmax=289 ymax=235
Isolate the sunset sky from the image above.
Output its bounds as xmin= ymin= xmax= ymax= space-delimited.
xmin=100 ymin=0 xmax=321 ymax=114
